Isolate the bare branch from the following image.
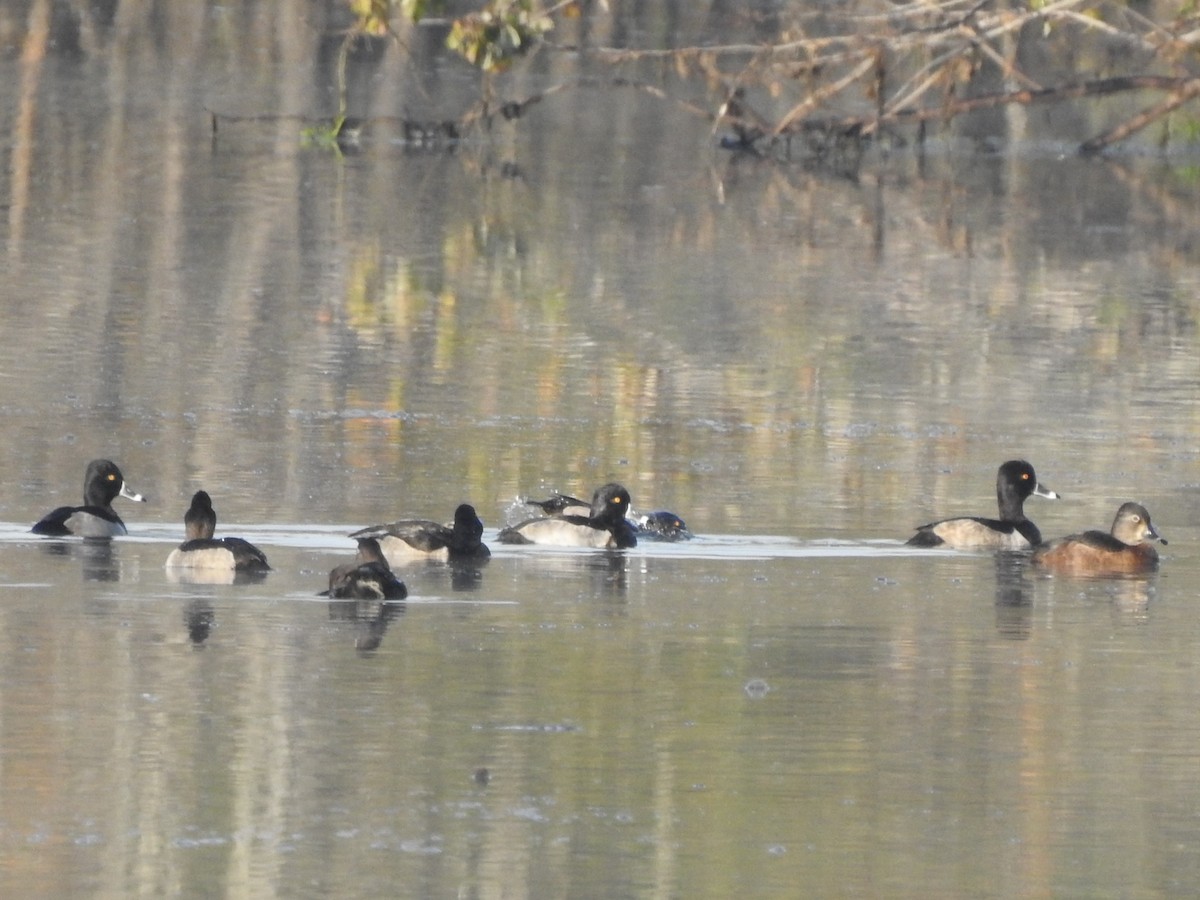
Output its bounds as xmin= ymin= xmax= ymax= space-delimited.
xmin=772 ymin=53 xmax=880 ymax=137
xmin=1080 ymin=79 xmax=1200 ymax=154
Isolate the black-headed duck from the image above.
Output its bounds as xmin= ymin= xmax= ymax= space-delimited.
xmin=906 ymin=460 xmax=1059 ymax=551
xmin=32 ymin=458 xmax=146 ymax=538
xmin=164 ymin=490 xmax=270 ymax=572
xmin=501 ymin=482 xmax=637 ymax=549
xmin=351 ymin=502 xmax=490 ymax=566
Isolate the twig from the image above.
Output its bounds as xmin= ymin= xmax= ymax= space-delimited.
xmin=1080 ymin=79 xmax=1200 ymax=155
xmin=771 ymin=53 xmax=879 ymax=137
xmin=959 ymin=22 xmax=1042 ymax=92
xmin=829 ymin=75 xmax=1200 ymax=131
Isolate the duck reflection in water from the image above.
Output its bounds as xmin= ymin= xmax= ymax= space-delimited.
xmin=448 ymin=558 xmax=487 ymax=591
xmin=526 ymin=550 xmax=630 ymax=598
xmin=1107 ymin=579 xmax=1156 ymax=624
xmin=993 ymin=553 xmax=1033 ymax=640
xmin=166 ymin=567 xmax=270 ymax=586
xmin=184 ymin=600 xmax=216 ymax=645
xmin=327 ymin=598 xmax=406 ymax=653
xmin=592 ymin=551 xmax=629 ymax=598
xmin=39 ymin=537 xmax=124 ymax=582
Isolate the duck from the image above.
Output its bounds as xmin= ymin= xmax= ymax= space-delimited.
xmin=350 ymin=502 xmax=490 ymax=565
xmin=500 ymin=482 xmax=638 ymax=548
xmin=164 ymin=490 xmax=270 ymax=572
xmin=1032 ymin=501 xmax=1165 ymax=575
xmin=525 ymin=493 xmax=691 ymax=541
xmin=323 ymin=537 xmax=408 ymax=600
xmin=32 ymin=458 xmax=147 ymax=537
xmin=906 ymin=460 xmax=1059 ymax=551
xmin=635 ymin=510 xmax=692 ymax=541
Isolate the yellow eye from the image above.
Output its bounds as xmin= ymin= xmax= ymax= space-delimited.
xmin=1021 ymin=473 xmax=1029 ymax=480
xmin=107 ymin=474 xmax=116 ymax=482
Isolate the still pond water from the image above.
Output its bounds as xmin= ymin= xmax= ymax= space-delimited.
xmin=3 ymin=4 xmax=1200 ymax=897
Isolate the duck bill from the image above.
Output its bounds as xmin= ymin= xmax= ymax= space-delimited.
xmin=120 ymin=483 xmax=147 ymax=503
xmin=1032 ymin=482 xmax=1060 ymax=500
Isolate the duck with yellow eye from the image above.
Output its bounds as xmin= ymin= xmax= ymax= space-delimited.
xmin=500 ymin=482 xmax=637 ymax=549
xmin=1032 ymin=501 xmax=1166 ymax=576
xmin=32 ymin=458 xmax=146 ymax=538
xmin=906 ymin=460 xmax=1059 ymax=551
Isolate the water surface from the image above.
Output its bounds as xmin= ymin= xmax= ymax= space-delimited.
xmin=2 ymin=4 xmax=1200 ymax=897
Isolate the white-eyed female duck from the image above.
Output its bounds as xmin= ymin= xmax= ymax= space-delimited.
xmin=164 ymin=490 xmax=270 ymax=572
xmin=500 ymin=482 xmax=637 ymax=548
xmin=32 ymin=458 xmax=146 ymax=538
xmin=906 ymin=460 xmax=1059 ymax=551
xmin=1033 ymin=501 xmax=1165 ymax=576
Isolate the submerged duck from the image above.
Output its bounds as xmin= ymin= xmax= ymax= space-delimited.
xmin=1033 ymin=501 xmax=1165 ymax=575
xmin=351 ymin=502 xmax=490 ymax=565
xmin=32 ymin=458 xmax=147 ymax=538
xmin=324 ymin=537 xmax=408 ymax=600
xmin=501 ymin=482 xmax=637 ymax=548
xmin=525 ymin=493 xmax=691 ymax=541
xmin=906 ymin=460 xmax=1059 ymax=551
xmin=164 ymin=490 xmax=270 ymax=572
